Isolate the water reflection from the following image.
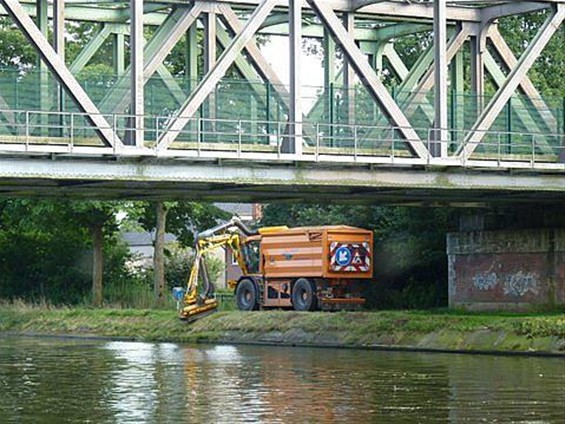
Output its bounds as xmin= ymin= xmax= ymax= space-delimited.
xmin=0 ymin=336 xmax=563 ymax=423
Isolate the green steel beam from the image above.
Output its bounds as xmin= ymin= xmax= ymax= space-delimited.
xmin=185 ymin=22 xmax=198 ymax=91
xmin=70 ymin=24 xmax=113 ymax=74
xmin=37 ymin=0 xmax=49 ymax=132
xmin=483 ymin=51 xmax=553 ymax=154
xmin=451 ymin=49 xmax=465 ymax=137
xmin=113 ymin=32 xmax=125 ymax=76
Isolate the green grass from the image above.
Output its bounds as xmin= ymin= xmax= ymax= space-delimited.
xmin=0 ymin=301 xmax=563 ymax=353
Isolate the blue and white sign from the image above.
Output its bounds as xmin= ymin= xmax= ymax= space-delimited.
xmin=335 ymin=246 xmax=352 ymax=267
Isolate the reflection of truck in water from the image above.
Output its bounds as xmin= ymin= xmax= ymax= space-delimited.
xmin=180 ymin=218 xmax=373 ymax=322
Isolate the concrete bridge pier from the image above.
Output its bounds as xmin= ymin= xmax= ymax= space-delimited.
xmin=447 ymin=207 xmax=564 ymax=311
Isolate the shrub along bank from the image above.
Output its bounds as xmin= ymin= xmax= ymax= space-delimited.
xmin=0 ymin=304 xmax=563 ymax=355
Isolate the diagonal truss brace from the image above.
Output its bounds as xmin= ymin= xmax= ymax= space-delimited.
xmin=69 ymin=24 xmax=113 ymax=74
xmin=488 ymin=26 xmax=558 ymax=133
xmin=460 ymin=5 xmax=564 ymax=160
xmin=403 ymin=24 xmax=470 ymax=119
xmin=99 ymin=3 xmax=205 ymax=114
xmin=483 ymin=52 xmax=553 ymax=155
xmin=218 ymin=4 xmax=316 ymax=145
xmin=218 ymin=5 xmax=288 ymax=105
xmin=1 ymin=0 xmax=122 ymax=148
xmin=307 ymin=0 xmax=428 ymax=159
xmin=156 ymin=0 xmax=276 ymax=151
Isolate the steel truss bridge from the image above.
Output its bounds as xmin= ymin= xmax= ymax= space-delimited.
xmin=0 ymin=0 xmax=563 ymax=204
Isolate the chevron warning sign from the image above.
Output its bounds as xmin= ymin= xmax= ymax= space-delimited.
xmin=330 ymin=242 xmax=371 ymax=272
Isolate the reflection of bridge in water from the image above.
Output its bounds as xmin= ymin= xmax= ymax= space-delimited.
xmin=0 ymin=0 xmax=563 ymax=204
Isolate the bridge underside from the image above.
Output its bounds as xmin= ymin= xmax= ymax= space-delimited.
xmin=0 ymin=0 xmax=563 ymax=201
xmin=0 ymin=157 xmax=562 ymax=206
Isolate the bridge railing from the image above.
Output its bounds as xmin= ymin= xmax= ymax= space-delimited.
xmin=0 ymin=109 xmax=563 ymax=170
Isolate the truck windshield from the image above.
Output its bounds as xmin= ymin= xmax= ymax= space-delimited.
xmin=242 ymin=240 xmax=260 ymax=274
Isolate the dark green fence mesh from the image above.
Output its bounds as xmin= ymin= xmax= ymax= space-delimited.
xmin=0 ymin=68 xmax=562 ymax=155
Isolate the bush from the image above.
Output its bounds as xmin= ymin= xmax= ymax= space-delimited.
xmin=165 ymin=243 xmax=225 ymax=291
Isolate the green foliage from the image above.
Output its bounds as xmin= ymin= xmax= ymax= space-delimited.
xmin=0 ymin=198 xmax=129 ymax=305
xmin=498 ymin=11 xmax=565 ymax=97
xmin=164 ymin=243 xmax=225 ymax=290
xmin=137 ymin=201 xmax=230 ymax=247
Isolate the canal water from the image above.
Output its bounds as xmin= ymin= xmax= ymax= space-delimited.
xmin=0 ymin=336 xmax=563 ymax=423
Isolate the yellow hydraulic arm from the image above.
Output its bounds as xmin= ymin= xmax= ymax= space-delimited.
xmin=180 ymin=222 xmax=250 ymax=322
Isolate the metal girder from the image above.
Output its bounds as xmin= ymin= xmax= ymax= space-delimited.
xmin=343 ymin=12 xmax=356 ymax=125
xmin=373 ymin=23 xmax=432 ymax=41
xmin=1 ymin=0 xmax=121 ymax=148
xmin=470 ymin=34 xmax=485 ymax=115
xmin=307 ymin=0 xmax=429 ymax=159
xmin=203 ymin=9 xmax=217 ymax=122
xmin=288 ymin=0 xmax=302 ymax=154
xmin=70 ymin=25 xmax=113 ymax=74
xmin=482 ymin=51 xmax=553 ymax=154
xmin=156 ymin=65 xmax=187 ymax=105
xmin=99 ymin=3 xmax=204 ymax=114
xmin=130 ymin=0 xmax=144 ymax=147
xmin=185 ymin=22 xmax=198 ymax=88
xmin=481 ymin=1 xmax=552 ymax=23
xmin=460 ymin=5 xmax=565 ymax=160
xmin=403 ymin=24 xmax=470 ymax=119
xmin=488 ymin=26 xmax=558 ymax=133
xmin=433 ymin=0 xmax=448 ymax=157
xmin=384 ymin=45 xmax=435 ymax=122
xmin=156 ymin=0 xmax=276 ymax=151
xmin=113 ymin=32 xmax=125 ymax=75
xmin=218 ymin=5 xmax=292 ymax=113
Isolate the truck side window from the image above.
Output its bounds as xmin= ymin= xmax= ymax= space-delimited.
xmin=243 ymin=241 xmax=260 ymax=274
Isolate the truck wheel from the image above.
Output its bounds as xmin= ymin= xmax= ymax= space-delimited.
xmin=292 ymin=278 xmax=318 ymax=311
xmin=236 ymin=279 xmax=259 ymax=311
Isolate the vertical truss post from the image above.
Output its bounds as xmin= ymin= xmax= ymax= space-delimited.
xmin=288 ymin=0 xmax=302 ymax=154
xmin=37 ymin=0 xmax=48 ymax=133
xmin=130 ymin=0 xmax=144 ymax=147
xmin=323 ymin=28 xmax=336 ymax=86
xmin=307 ymin=0 xmax=428 ymax=159
xmin=470 ymin=35 xmax=484 ymax=117
xmin=113 ymin=32 xmax=125 ymax=76
xmin=323 ymin=28 xmax=335 ymax=126
xmin=204 ymin=11 xmax=217 ymax=123
xmin=343 ymin=12 xmax=356 ymax=125
xmin=373 ymin=42 xmax=386 ymax=77
xmin=185 ymin=22 xmax=198 ymax=92
xmin=99 ymin=4 xmax=204 ymax=115
xmin=54 ymin=0 xmax=65 ymax=134
xmin=451 ymin=48 xmax=464 ymax=141
xmin=460 ymin=5 xmax=565 ymax=160
xmin=433 ymin=0 xmax=448 ymax=157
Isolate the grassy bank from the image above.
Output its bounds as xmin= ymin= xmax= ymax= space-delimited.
xmin=1 ymin=303 xmax=564 ymax=355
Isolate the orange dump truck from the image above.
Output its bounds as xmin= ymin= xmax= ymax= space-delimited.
xmin=180 ymin=219 xmax=373 ymax=321
xmin=235 ymin=225 xmax=373 ymax=311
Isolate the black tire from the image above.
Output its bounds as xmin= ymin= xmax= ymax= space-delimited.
xmin=235 ymin=279 xmax=259 ymax=311
xmin=291 ymin=278 xmax=318 ymax=311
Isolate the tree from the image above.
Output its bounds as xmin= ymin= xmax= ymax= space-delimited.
xmin=69 ymin=202 xmax=118 ymax=307
xmin=0 ymin=198 xmax=125 ymax=305
xmin=134 ymin=201 xmax=229 ymax=304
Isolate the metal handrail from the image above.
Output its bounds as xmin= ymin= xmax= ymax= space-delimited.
xmin=0 ymin=108 xmax=563 ymax=170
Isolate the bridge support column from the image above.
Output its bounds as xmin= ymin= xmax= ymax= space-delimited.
xmin=447 ymin=209 xmax=564 ymax=312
